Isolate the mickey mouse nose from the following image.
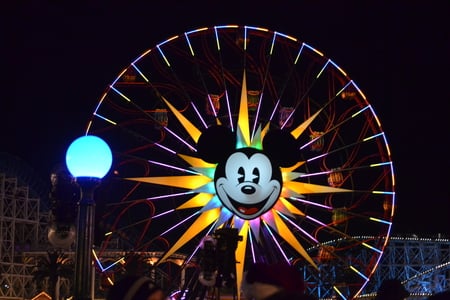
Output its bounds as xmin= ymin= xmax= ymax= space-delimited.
xmin=241 ymin=185 xmax=256 ymax=194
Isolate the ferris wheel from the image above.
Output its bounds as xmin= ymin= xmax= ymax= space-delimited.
xmin=86 ymin=25 xmax=396 ymax=299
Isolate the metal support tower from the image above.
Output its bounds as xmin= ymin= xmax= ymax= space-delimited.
xmin=0 ymin=173 xmax=48 ymax=299
xmin=364 ymin=235 xmax=450 ymax=298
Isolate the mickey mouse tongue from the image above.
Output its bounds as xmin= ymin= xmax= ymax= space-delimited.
xmin=238 ymin=206 xmax=258 ymax=215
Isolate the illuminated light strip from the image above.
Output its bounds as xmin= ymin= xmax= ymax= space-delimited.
xmin=159 ymin=211 xmax=200 ymax=236
xmin=110 ymin=86 xmax=132 ymax=102
xmin=370 ymin=161 xmax=391 ymax=168
xmin=206 ymin=93 xmax=218 ymax=118
xmin=148 ymin=159 xmax=199 ymax=175
xmin=316 ymin=59 xmax=330 ymax=79
xmin=93 ymin=250 xmax=124 ymax=272
xmin=131 ymin=48 xmax=152 ymax=65
xmin=153 ymin=209 xmax=175 ymax=219
xmin=306 ymin=215 xmax=328 ymax=227
xmin=274 ymin=31 xmax=297 ymax=42
xmin=269 ymin=31 xmax=276 ymax=55
xmin=131 ymin=63 xmax=149 ymax=82
xmin=107 ymin=277 xmax=114 ymax=285
xmin=335 ymin=80 xmax=353 ymax=97
xmin=291 ymin=197 xmax=332 ymax=210
xmin=351 ymin=81 xmax=366 ymax=101
xmin=185 ymin=32 xmax=195 ymax=56
xmin=111 ymin=68 xmax=128 ymax=86
xmin=153 ymin=142 xmax=176 ymax=155
xmin=250 ymin=91 xmax=264 ymax=140
xmin=263 ymin=221 xmax=291 ymax=263
xmin=100 ymin=257 xmax=124 ymax=272
xmin=369 ymin=105 xmax=394 ymax=158
xmin=294 ymin=43 xmax=305 ymax=65
xmin=93 ymin=91 xmax=108 ymax=113
xmin=176 ymin=226 xmax=216 ymax=271
xmin=369 ymin=105 xmax=383 ymax=128
xmin=245 ymin=25 xmax=268 ymax=32
xmin=214 ymin=27 xmax=221 ymax=51
xmin=164 ymin=126 xmax=197 ymax=152
xmin=372 ymin=191 xmax=395 ymax=195
xmin=351 ymin=105 xmax=370 ymax=118
xmin=332 ymin=286 xmax=347 ymax=300
xmin=299 ymin=170 xmax=331 ymax=178
xmin=369 ymin=217 xmax=392 ymax=225
xmin=156 ymin=45 xmax=170 ymax=67
xmin=362 ymin=242 xmax=382 ymax=254
xmin=148 ymin=192 xmax=195 ymax=202
xmin=190 ymin=101 xmax=208 ymax=129
xmin=185 ymin=223 xmax=217 ymax=266
xmin=382 ymin=133 xmax=393 ymax=157
xmin=93 ymin=113 xmax=116 ymax=125
xmin=404 ymin=261 xmax=450 ymax=282
xmin=301 ymin=104 xmax=374 ymax=151
xmin=306 ymin=152 xmax=327 ymax=162
xmin=363 ymin=132 xmax=384 ymax=142
xmin=248 ymin=230 xmax=257 ymax=263
xmin=157 ymin=35 xmax=178 ymax=48
xmin=243 ymin=26 xmax=248 ymax=51
xmin=303 ymin=43 xmax=324 ymax=56
xmin=329 ymin=59 xmax=348 ymax=77
xmin=184 ymin=250 xmax=197 ymax=268
xmin=307 ymin=131 xmax=388 ymax=163
xmin=350 ymin=265 xmax=369 ymax=281
xmin=299 ymin=161 xmax=394 ymax=184
xmin=215 ymin=24 xmax=239 ymax=30
xmin=278 ymin=212 xmax=318 ymax=243
xmin=269 ymin=99 xmax=281 ymax=121
xmin=185 ymin=27 xmax=209 ymax=35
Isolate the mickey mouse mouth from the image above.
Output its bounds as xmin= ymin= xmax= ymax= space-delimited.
xmin=229 ymin=195 xmax=271 ymax=215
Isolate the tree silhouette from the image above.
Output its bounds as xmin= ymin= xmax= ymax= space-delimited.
xmin=32 ymin=249 xmax=74 ymax=300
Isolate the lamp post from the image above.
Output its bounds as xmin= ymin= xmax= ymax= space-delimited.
xmin=66 ymin=135 xmax=112 ymax=300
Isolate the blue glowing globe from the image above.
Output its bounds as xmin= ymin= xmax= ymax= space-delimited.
xmin=65 ymin=135 xmax=112 ymax=178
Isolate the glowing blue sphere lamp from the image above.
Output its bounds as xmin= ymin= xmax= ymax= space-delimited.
xmin=66 ymin=135 xmax=112 ymax=300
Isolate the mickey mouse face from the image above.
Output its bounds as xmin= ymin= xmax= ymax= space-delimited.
xmin=215 ymin=148 xmax=282 ymax=220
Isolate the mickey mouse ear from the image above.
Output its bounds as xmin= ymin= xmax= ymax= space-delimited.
xmin=197 ymin=125 xmax=236 ymax=163
xmin=263 ymin=129 xmax=299 ymax=167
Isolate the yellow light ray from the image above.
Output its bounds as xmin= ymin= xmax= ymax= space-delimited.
xmin=261 ymin=121 xmax=270 ymax=139
xmin=284 ymin=181 xmax=351 ymax=194
xmin=290 ymin=109 xmax=323 ymax=139
xmin=281 ymin=161 xmax=306 ymax=173
xmin=156 ymin=208 xmax=221 ymax=265
xmin=276 ymin=197 xmax=305 ymax=216
xmin=126 ymin=175 xmax=211 ymax=189
xmin=177 ymin=193 xmax=214 ymax=209
xmin=237 ymin=71 xmax=251 ymax=147
xmin=280 ymin=187 xmax=304 ymax=198
xmin=178 ymin=153 xmax=216 ymax=168
xmin=162 ymin=96 xmax=202 ymax=143
xmin=250 ymin=124 xmax=263 ymax=149
xmin=272 ymin=210 xmax=318 ymax=270
xmin=235 ymin=221 xmax=249 ymax=300
xmin=282 ymin=171 xmax=305 ymax=182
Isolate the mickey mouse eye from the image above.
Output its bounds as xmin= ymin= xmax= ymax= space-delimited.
xmin=252 ymin=168 xmax=260 ymax=184
xmin=238 ymin=167 xmax=245 ymax=184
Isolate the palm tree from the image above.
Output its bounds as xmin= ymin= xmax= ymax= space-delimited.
xmin=32 ymin=249 xmax=74 ymax=300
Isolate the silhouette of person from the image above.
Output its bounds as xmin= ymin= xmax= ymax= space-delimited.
xmin=241 ymin=262 xmax=315 ymax=300
xmin=106 ymin=275 xmax=166 ymax=300
xmin=375 ymin=279 xmax=410 ymax=300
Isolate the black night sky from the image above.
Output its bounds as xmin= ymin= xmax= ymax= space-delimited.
xmin=1 ymin=2 xmax=449 ymax=235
